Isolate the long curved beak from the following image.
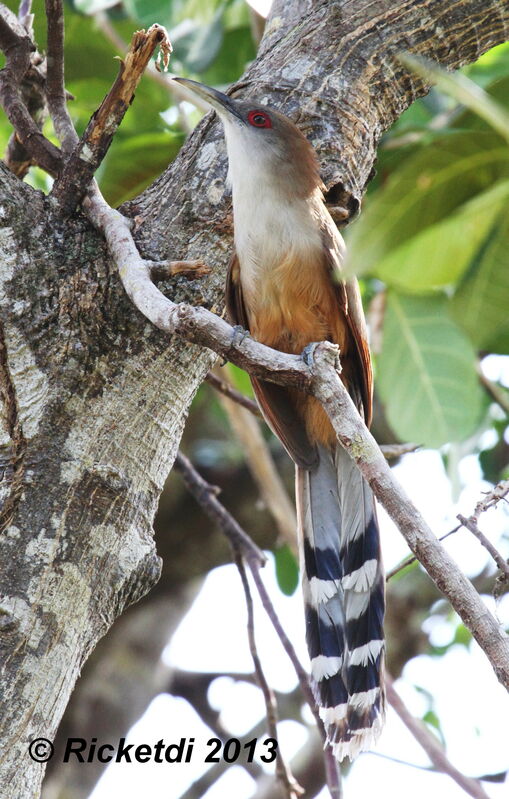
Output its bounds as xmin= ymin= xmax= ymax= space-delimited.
xmin=171 ymin=77 xmax=244 ymax=122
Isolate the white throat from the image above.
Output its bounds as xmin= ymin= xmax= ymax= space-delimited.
xmin=224 ymin=124 xmax=323 ymax=302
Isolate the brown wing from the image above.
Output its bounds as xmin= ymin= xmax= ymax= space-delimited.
xmin=319 ymin=212 xmax=374 ymax=425
xmin=225 ymin=251 xmax=318 ymax=470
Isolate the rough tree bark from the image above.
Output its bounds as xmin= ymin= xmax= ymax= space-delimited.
xmin=1 ymin=0 xmax=508 ymax=797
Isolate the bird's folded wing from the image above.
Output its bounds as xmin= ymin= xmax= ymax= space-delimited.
xmin=225 ymin=251 xmax=318 ymax=470
xmin=319 ymin=212 xmax=373 ymax=425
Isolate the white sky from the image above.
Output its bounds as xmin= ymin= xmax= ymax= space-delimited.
xmin=246 ymin=0 xmax=273 ymax=18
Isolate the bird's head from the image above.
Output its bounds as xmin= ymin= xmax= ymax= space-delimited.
xmin=172 ymin=77 xmax=323 ymax=199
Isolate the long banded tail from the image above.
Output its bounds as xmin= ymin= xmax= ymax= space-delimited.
xmin=296 ymin=444 xmax=385 ymax=761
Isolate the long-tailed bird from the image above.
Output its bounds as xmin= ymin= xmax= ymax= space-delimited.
xmin=173 ymin=77 xmax=385 ymax=761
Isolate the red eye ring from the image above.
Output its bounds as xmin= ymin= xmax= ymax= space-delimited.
xmin=247 ymin=110 xmax=272 ymax=128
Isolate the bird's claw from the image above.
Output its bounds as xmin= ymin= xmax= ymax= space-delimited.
xmin=302 ymin=342 xmax=320 ymax=368
xmin=231 ymin=325 xmax=251 ymax=347
xmin=220 ymin=325 xmax=251 ymax=366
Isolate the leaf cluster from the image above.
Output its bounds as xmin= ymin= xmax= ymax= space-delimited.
xmin=346 ymin=46 xmax=509 ymax=469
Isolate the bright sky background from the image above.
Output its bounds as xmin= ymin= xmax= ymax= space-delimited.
xmin=246 ymin=0 xmax=273 ymax=18
xmin=89 ymin=356 xmax=509 ymax=799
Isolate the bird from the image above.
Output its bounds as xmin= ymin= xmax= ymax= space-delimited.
xmin=172 ymin=76 xmax=385 ymax=761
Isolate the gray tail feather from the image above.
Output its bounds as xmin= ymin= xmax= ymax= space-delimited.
xmin=296 ymin=444 xmax=385 ymax=761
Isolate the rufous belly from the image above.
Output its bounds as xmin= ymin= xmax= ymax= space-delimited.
xmin=244 ymin=251 xmax=350 ymax=448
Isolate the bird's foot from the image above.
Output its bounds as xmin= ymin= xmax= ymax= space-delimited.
xmin=231 ymin=324 xmax=251 ymax=347
xmin=221 ymin=325 xmax=250 ymax=366
xmin=301 ymin=342 xmax=321 ymax=368
xmin=302 ymin=341 xmax=342 ymax=375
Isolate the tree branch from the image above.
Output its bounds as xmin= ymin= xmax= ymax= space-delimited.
xmin=174 ymin=450 xmax=342 ymax=798
xmin=235 ymin=555 xmax=304 ymax=799
xmin=0 ymin=5 xmax=61 ymax=175
xmin=44 ymin=0 xmax=77 ymax=153
xmin=51 ymin=24 xmax=172 ymax=213
xmin=386 ymin=675 xmax=491 ymax=799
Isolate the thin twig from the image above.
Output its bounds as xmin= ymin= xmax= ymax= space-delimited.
xmin=0 ymin=9 xmax=62 ymax=175
xmin=174 ymin=450 xmax=342 ymax=798
xmin=457 ymin=480 xmax=509 ymax=585
xmin=235 ymin=554 xmax=304 ymax=799
xmin=387 ymin=480 xmax=509 ymax=581
xmin=386 ymin=526 xmax=461 ymax=580
xmin=44 ymin=0 xmax=78 ymax=153
xmin=173 ymin=451 xmax=266 ymax=568
xmin=379 ymin=442 xmax=420 ymax=459
xmin=4 ymin=59 xmax=47 ymax=178
xmin=473 ymin=480 xmax=509 ymax=517
xmin=51 ymin=24 xmax=172 ymax=213
xmin=386 ymin=675 xmax=491 ymax=799
xmin=206 ymin=371 xmax=262 ymax=418
xmin=457 ymin=516 xmax=509 ymax=577
xmin=478 ymin=370 xmax=509 ymax=415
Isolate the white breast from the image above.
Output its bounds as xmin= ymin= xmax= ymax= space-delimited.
xmin=225 ymin=130 xmax=323 ymax=303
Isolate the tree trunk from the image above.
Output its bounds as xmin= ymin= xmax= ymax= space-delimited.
xmin=1 ymin=0 xmax=508 ymax=796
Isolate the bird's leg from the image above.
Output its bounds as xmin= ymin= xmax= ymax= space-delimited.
xmin=231 ymin=324 xmax=251 ymax=347
xmin=301 ymin=341 xmax=321 ymax=368
xmin=220 ymin=324 xmax=251 ymax=366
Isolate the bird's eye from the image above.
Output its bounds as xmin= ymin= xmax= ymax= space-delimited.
xmin=247 ymin=110 xmax=272 ymax=128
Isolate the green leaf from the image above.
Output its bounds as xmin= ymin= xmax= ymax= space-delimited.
xmin=122 ymin=0 xmax=174 ymax=27
xmin=202 ymin=26 xmax=256 ymax=86
xmin=464 ymin=42 xmax=509 ymax=88
xmin=450 ymin=211 xmax=509 ymax=353
xmin=374 ymin=180 xmax=509 ymax=292
xmin=453 ymin=623 xmax=473 ymax=648
xmin=97 ymin=130 xmax=184 ymax=206
xmin=184 ymin=6 xmax=225 ymax=73
xmin=423 ymin=710 xmax=446 ymax=745
xmin=377 ymin=293 xmax=484 ymax=447
xmin=345 ymin=131 xmax=509 ymax=278
xmin=274 ymin=545 xmax=299 ymax=596
xmin=224 ymin=364 xmax=254 ymax=397
xmin=399 ymin=53 xmax=509 ymax=145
